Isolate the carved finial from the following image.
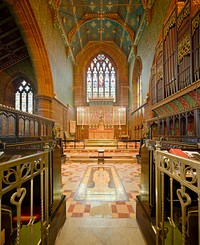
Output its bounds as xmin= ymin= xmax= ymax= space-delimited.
xmin=142 ymin=0 xmax=155 ymax=25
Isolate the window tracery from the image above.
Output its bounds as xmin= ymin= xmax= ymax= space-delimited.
xmin=86 ymin=54 xmax=116 ymax=102
xmin=15 ymin=80 xmax=34 ymax=113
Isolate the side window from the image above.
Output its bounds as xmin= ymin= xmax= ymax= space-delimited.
xmin=15 ymin=80 xmax=34 ymax=113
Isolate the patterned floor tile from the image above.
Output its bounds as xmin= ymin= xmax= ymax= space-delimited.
xmin=61 ymin=154 xmax=140 ymax=218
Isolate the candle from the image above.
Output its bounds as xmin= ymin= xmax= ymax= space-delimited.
xmin=83 ymin=108 xmax=84 ymax=125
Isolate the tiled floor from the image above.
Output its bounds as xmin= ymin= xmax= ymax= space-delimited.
xmin=62 ymin=161 xmax=140 ymax=218
xmin=55 ymin=155 xmax=146 ymax=245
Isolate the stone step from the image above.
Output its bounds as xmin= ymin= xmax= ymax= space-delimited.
xmin=85 ymin=139 xmax=117 ymax=147
xmin=65 ymin=153 xmax=137 ymax=163
xmin=69 ymin=155 xmax=134 ymax=159
xmin=66 ymin=157 xmax=136 ymax=164
xmin=86 ymin=139 xmax=117 ymax=142
xmin=65 ymin=147 xmax=137 ymax=152
xmin=86 ymin=143 xmax=117 ymax=146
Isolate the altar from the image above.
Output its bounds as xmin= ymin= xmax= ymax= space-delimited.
xmin=89 ymin=129 xmax=114 ymax=139
xmin=89 ymin=118 xmax=114 ymax=139
xmin=77 ymin=98 xmax=126 ymax=140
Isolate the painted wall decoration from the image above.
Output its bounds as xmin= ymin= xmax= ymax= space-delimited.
xmin=152 ymin=90 xmax=200 ymax=117
xmin=113 ymin=106 xmax=126 ymax=126
xmin=77 ymin=106 xmax=126 ymax=126
xmin=69 ymin=120 xmax=76 ymax=134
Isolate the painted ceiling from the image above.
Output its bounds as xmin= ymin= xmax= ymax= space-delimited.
xmin=54 ymin=0 xmax=154 ymax=61
xmin=0 ymin=0 xmax=154 ymax=72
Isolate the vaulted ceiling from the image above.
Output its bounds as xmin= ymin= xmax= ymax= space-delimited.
xmin=52 ymin=0 xmax=155 ymax=61
xmin=0 ymin=0 xmax=155 ymax=72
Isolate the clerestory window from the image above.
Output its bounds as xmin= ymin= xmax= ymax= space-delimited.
xmin=15 ymin=80 xmax=34 ymax=113
xmin=86 ymin=53 xmax=116 ymax=102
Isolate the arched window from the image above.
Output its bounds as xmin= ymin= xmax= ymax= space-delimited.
xmin=15 ymin=80 xmax=34 ymax=113
xmin=131 ymin=57 xmax=142 ymax=110
xmin=137 ymin=74 xmax=142 ymax=107
xmin=86 ymin=53 xmax=116 ymax=102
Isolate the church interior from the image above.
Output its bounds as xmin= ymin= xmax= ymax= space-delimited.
xmin=0 ymin=0 xmax=199 ymax=244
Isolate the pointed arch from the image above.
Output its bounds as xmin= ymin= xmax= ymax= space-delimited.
xmin=132 ymin=56 xmax=143 ymax=110
xmin=6 ymin=0 xmax=54 ymax=98
xmin=74 ymin=42 xmax=128 ymax=107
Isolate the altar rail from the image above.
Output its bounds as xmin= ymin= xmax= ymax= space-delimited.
xmin=63 ymin=139 xmax=85 ymax=149
xmin=63 ymin=139 xmax=140 ymax=149
xmin=155 ymin=148 xmax=200 ymax=245
xmin=117 ymin=139 xmax=140 ymax=149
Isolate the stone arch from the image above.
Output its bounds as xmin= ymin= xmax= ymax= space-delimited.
xmin=74 ymin=42 xmax=128 ymax=107
xmin=132 ymin=56 xmax=142 ymax=110
xmin=6 ymin=0 xmax=54 ymax=117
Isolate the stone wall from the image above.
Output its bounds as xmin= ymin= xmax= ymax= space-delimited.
xmin=29 ymin=0 xmax=74 ymax=108
xmin=129 ymin=0 xmax=172 ymax=105
xmin=2 ymin=0 xmax=75 ymax=131
xmin=128 ymin=0 xmax=172 ymax=139
xmin=0 ymin=58 xmax=36 ymax=106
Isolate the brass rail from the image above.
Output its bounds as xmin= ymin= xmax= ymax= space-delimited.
xmin=0 ymin=150 xmax=49 ymax=245
xmin=155 ymin=149 xmax=200 ymax=245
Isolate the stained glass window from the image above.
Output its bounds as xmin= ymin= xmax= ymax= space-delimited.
xmin=86 ymin=53 xmax=116 ymax=102
xmin=15 ymin=80 xmax=34 ymax=113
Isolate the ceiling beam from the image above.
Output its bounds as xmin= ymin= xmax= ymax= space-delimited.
xmin=0 ymin=26 xmax=18 ymax=39
xmin=60 ymin=3 xmax=143 ymax=8
xmin=0 ymin=16 xmax=13 ymax=26
xmin=0 ymin=54 xmax=28 ymax=71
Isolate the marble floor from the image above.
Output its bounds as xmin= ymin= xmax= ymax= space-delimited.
xmin=55 ymin=217 xmax=146 ymax=245
xmin=55 ymin=155 xmax=147 ymax=245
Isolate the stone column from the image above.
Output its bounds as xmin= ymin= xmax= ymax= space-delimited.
xmin=35 ymin=95 xmax=53 ymax=119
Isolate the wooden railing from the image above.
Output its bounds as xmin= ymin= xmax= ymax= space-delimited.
xmin=0 ymin=104 xmax=54 ymax=143
xmin=145 ymin=139 xmax=198 ymax=150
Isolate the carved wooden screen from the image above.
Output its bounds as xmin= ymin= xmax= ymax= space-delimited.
xmin=151 ymin=41 xmax=164 ymax=105
xmin=163 ymin=10 xmax=177 ymax=98
xmin=150 ymin=65 xmax=156 ymax=105
xmin=177 ymin=2 xmax=191 ymax=90
xmin=156 ymin=41 xmax=164 ymax=103
xmin=191 ymin=12 xmax=200 ymax=82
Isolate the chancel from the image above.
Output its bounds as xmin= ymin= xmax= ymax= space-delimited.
xmin=0 ymin=0 xmax=199 ymax=245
